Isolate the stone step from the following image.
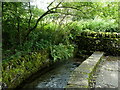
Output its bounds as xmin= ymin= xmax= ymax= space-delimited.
xmin=66 ymin=51 xmax=104 ymax=88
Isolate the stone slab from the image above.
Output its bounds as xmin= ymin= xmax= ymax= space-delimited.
xmin=66 ymin=51 xmax=104 ymax=88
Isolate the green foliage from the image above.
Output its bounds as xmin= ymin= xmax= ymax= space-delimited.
xmin=2 ymin=1 xmax=119 ymax=88
xmin=67 ymin=19 xmax=119 ymax=33
xmin=2 ymin=2 xmax=45 ymax=51
xmin=83 ymin=19 xmax=118 ymax=32
xmin=50 ymin=44 xmax=74 ymax=61
xmin=2 ymin=2 xmax=29 ymax=48
xmin=62 ymin=2 xmax=118 ymax=21
xmin=2 ymin=51 xmax=49 ymax=88
xmin=23 ymin=22 xmax=71 ymax=51
xmin=2 ymin=2 xmax=119 ymax=59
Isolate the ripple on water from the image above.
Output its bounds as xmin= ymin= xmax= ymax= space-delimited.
xmin=22 ymin=59 xmax=82 ymax=88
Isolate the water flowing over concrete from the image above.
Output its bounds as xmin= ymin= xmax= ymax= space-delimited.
xmin=93 ymin=56 xmax=120 ymax=88
xmin=67 ymin=51 xmax=104 ymax=88
xmin=16 ymin=54 xmax=119 ymax=89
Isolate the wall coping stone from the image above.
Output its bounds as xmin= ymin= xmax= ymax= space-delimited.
xmin=66 ymin=51 xmax=104 ymax=88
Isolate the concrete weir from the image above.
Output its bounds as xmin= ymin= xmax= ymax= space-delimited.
xmin=66 ymin=51 xmax=104 ymax=88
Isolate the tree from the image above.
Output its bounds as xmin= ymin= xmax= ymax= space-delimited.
xmin=2 ymin=2 xmax=44 ymax=50
xmin=2 ymin=1 xmax=118 ymax=51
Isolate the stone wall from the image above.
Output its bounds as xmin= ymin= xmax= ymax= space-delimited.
xmin=2 ymin=50 xmax=50 ymax=89
xmin=75 ymin=31 xmax=120 ymax=56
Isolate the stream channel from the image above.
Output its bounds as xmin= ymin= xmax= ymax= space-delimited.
xmin=16 ymin=58 xmax=84 ymax=89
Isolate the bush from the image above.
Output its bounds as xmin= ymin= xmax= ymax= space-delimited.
xmin=50 ymin=44 xmax=74 ymax=62
xmin=67 ymin=19 xmax=119 ymax=33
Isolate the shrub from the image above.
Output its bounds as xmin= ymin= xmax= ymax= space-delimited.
xmin=67 ymin=19 xmax=119 ymax=33
xmin=50 ymin=44 xmax=74 ymax=62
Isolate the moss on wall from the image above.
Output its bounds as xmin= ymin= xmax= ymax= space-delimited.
xmin=75 ymin=31 xmax=120 ymax=56
xmin=2 ymin=50 xmax=50 ymax=89
xmin=2 ymin=43 xmax=75 ymax=89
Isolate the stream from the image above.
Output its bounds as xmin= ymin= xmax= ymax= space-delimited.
xmin=18 ymin=58 xmax=83 ymax=89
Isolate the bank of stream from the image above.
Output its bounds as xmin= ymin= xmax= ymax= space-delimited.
xmin=16 ymin=58 xmax=84 ymax=89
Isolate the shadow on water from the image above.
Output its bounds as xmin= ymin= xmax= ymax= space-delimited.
xmin=15 ymin=58 xmax=84 ymax=89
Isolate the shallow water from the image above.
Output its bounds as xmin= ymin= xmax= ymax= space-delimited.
xmin=21 ymin=58 xmax=83 ymax=89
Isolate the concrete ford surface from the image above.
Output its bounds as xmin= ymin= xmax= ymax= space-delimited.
xmin=66 ymin=51 xmax=104 ymax=88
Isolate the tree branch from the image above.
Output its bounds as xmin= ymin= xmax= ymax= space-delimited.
xmin=24 ymin=1 xmax=90 ymax=41
xmin=24 ymin=1 xmax=62 ymax=41
xmin=28 ymin=2 xmax=32 ymax=30
xmin=49 ymin=12 xmax=80 ymax=17
xmin=56 ymin=6 xmax=87 ymax=15
xmin=47 ymin=0 xmax=56 ymax=10
xmin=24 ymin=10 xmax=51 ymax=41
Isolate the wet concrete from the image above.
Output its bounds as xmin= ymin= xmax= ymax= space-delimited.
xmin=67 ymin=52 xmax=104 ymax=88
xmin=93 ymin=56 xmax=120 ymax=88
xmin=21 ymin=58 xmax=83 ymax=88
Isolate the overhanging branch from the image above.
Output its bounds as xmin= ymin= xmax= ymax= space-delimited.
xmin=24 ymin=1 xmax=62 ymax=40
xmin=24 ymin=1 xmax=90 ymax=40
xmin=47 ymin=0 xmax=56 ymax=10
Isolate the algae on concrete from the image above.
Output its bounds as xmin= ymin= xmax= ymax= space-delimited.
xmin=66 ymin=51 xmax=104 ymax=88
